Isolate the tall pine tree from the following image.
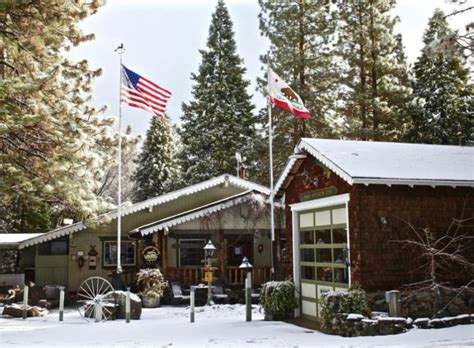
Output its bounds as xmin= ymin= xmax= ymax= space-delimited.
xmin=256 ymin=0 xmax=337 ymax=183
xmin=179 ymin=0 xmax=256 ymax=185
xmin=133 ymin=116 xmax=181 ymax=202
xmin=408 ymin=9 xmax=473 ymax=145
xmin=0 ymin=1 xmax=118 ymax=233
xmin=336 ymin=0 xmax=412 ymax=141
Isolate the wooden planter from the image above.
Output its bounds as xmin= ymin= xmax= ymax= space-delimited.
xmin=141 ymin=296 xmax=160 ymax=308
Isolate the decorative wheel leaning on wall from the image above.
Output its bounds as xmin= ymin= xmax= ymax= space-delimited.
xmin=76 ymin=276 xmax=116 ymax=322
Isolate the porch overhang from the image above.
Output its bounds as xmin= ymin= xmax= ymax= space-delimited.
xmin=132 ymin=190 xmax=268 ymax=237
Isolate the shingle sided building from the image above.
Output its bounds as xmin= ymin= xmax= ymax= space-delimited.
xmin=274 ymin=138 xmax=474 ymax=320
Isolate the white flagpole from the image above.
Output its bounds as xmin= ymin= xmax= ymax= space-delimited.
xmin=267 ymin=63 xmax=275 ymax=278
xmin=115 ymin=44 xmax=125 ymax=278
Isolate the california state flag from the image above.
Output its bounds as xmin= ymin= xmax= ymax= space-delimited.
xmin=268 ymin=68 xmax=311 ymax=119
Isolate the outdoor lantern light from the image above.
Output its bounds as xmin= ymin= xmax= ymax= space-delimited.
xmin=239 ymin=256 xmax=253 ymax=269
xmin=204 ymin=240 xmax=216 ymax=259
xmin=224 ymin=175 xmax=230 ymax=187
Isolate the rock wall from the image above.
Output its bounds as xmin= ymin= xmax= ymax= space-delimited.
xmin=367 ymin=288 xmax=474 ymax=318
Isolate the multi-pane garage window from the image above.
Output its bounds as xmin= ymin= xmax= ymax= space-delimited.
xmin=299 ymin=206 xmax=349 ymax=286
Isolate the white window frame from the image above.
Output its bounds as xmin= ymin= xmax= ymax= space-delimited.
xmin=103 ymin=240 xmax=136 ymax=267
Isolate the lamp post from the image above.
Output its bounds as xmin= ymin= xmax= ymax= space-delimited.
xmin=203 ymin=240 xmax=216 ymax=306
xmin=239 ymin=256 xmax=253 ymax=321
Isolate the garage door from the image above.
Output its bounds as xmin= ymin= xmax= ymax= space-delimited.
xmin=299 ymin=204 xmax=349 ymax=320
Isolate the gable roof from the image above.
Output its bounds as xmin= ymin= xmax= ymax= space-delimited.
xmin=275 ymin=138 xmax=474 ymax=195
xmin=134 ymin=190 xmax=263 ymax=236
xmin=19 ymin=175 xmax=270 ymax=249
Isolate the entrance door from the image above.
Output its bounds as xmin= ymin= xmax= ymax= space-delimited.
xmin=298 ymin=204 xmax=349 ymax=320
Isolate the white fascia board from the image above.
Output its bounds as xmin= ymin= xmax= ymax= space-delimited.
xmin=139 ymin=191 xmax=255 ymax=236
xmin=274 ymin=157 xmax=298 ymax=195
xmin=19 ymin=222 xmax=86 ymax=249
xmin=352 ymin=178 xmax=474 ymax=188
xmin=290 ymin=193 xmax=350 ymax=212
xmin=113 ymin=174 xmax=270 ymax=218
xmin=298 ymin=141 xmax=354 ymax=185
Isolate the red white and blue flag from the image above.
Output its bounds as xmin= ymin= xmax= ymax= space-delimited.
xmin=121 ymin=65 xmax=171 ymax=118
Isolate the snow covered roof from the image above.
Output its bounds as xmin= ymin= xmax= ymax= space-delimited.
xmin=275 ymin=138 xmax=474 ymax=194
xmin=0 ymin=233 xmax=44 ymax=248
xmin=19 ymin=175 xmax=270 ymax=249
xmin=135 ymin=191 xmax=263 ymax=236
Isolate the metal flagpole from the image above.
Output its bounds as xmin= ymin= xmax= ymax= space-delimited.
xmin=115 ymin=44 xmax=125 ymax=286
xmin=267 ymin=63 xmax=275 ymax=279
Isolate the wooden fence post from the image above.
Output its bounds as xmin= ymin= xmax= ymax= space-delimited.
xmin=22 ymin=285 xmax=29 ymax=320
xmin=59 ymin=287 xmax=65 ymax=322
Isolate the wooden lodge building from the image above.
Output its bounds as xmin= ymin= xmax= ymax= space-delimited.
xmin=1 ymin=139 xmax=472 ymax=321
xmin=274 ymin=138 xmax=474 ymax=320
xmin=0 ymin=175 xmax=281 ymax=294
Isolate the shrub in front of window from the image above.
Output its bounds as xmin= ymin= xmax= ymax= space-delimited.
xmin=136 ymin=268 xmax=168 ymax=298
xmin=319 ymin=287 xmax=371 ymax=329
xmin=260 ymin=280 xmax=298 ymax=320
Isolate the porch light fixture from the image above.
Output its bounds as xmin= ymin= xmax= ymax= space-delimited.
xmin=224 ymin=175 xmax=230 ymax=187
xmin=204 ymin=240 xmax=216 ymax=259
xmin=239 ymin=256 xmax=253 ymax=269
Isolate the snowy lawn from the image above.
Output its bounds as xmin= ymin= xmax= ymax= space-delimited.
xmin=0 ymin=304 xmax=472 ymax=347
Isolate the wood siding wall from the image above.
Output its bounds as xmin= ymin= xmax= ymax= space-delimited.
xmin=284 ymin=156 xmax=474 ymax=292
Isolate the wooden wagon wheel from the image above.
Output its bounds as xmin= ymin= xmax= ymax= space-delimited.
xmin=76 ymin=276 xmax=116 ymax=322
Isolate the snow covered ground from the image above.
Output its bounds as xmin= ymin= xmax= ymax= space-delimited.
xmin=0 ymin=304 xmax=472 ymax=347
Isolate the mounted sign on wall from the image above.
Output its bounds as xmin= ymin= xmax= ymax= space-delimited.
xmin=299 ymin=187 xmax=337 ymax=202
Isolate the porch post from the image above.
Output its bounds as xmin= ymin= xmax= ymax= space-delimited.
xmin=275 ymin=228 xmax=281 ymax=276
xmin=162 ymin=232 xmax=168 ymax=276
xmin=218 ymin=228 xmax=225 ymax=282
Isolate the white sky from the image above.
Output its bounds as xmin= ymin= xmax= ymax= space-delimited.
xmin=68 ymin=0 xmax=471 ymax=140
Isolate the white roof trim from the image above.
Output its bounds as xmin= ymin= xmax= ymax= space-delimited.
xmin=19 ymin=222 xmax=86 ymax=249
xmin=273 ymin=157 xmax=299 ymax=195
xmin=18 ymin=175 xmax=270 ymax=249
xmin=352 ymin=178 xmax=472 ymax=187
xmin=110 ymin=174 xmax=270 ymax=219
xmin=297 ymin=141 xmax=354 ymax=185
xmin=274 ymin=139 xmax=474 ymax=193
xmin=138 ymin=191 xmax=259 ymax=236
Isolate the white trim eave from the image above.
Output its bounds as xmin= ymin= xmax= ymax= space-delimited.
xmin=274 ymin=157 xmax=298 ymax=195
xmin=290 ymin=193 xmax=350 ymax=212
xmin=18 ymin=175 xmax=270 ymax=249
xmin=298 ymin=141 xmax=354 ymax=185
xmin=19 ymin=222 xmax=86 ymax=249
xmin=112 ymin=174 xmax=270 ymax=218
xmin=139 ymin=191 xmax=257 ymax=236
xmin=353 ymin=178 xmax=474 ymax=188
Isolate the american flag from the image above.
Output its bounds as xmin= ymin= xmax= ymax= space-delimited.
xmin=121 ymin=65 xmax=171 ymax=118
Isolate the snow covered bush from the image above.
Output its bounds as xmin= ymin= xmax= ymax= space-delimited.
xmin=136 ymin=268 xmax=168 ymax=298
xmin=319 ymin=288 xmax=371 ymax=328
xmin=260 ymin=280 xmax=298 ymax=320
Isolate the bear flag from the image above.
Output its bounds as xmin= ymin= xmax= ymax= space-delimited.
xmin=268 ymin=68 xmax=311 ymax=119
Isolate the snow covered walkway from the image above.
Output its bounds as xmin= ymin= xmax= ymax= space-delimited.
xmin=0 ymin=304 xmax=472 ymax=347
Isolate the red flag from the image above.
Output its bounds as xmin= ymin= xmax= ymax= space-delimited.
xmin=268 ymin=68 xmax=311 ymax=119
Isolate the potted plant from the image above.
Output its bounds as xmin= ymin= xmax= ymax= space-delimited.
xmin=136 ymin=268 xmax=168 ymax=308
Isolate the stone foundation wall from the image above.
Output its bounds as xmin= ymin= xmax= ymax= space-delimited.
xmin=367 ymin=287 xmax=474 ymax=318
xmin=325 ymin=313 xmax=474 ymax=337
